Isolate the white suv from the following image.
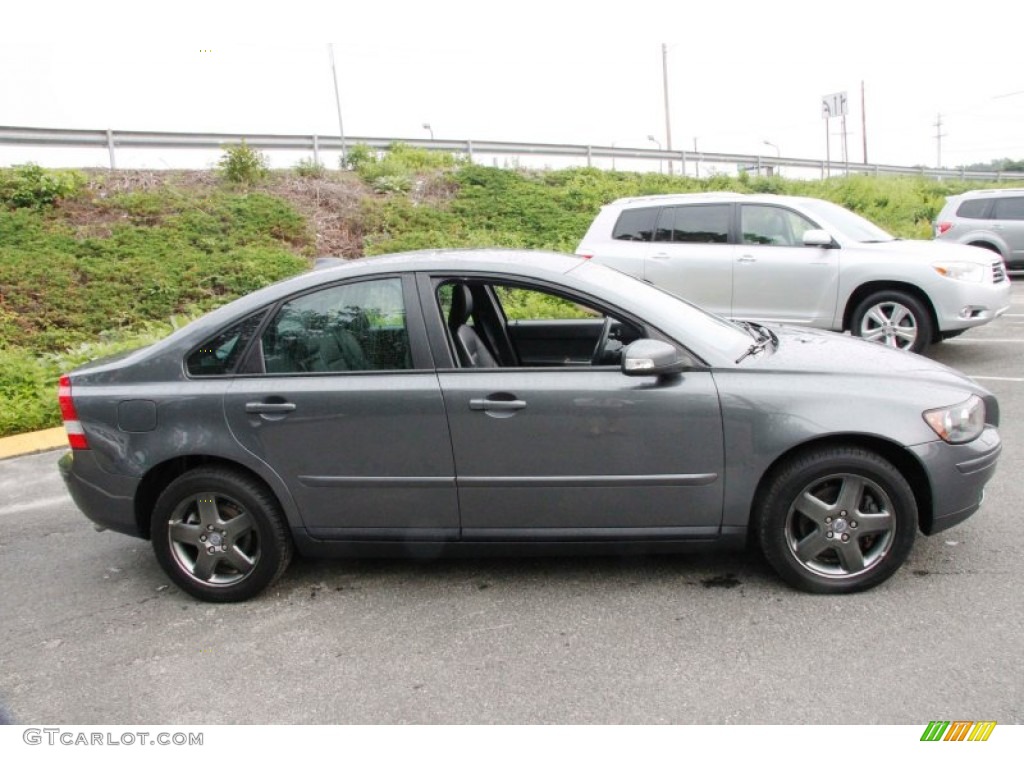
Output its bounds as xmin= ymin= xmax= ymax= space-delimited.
xmin=576 ymin=193 xmax=1011 ymax=353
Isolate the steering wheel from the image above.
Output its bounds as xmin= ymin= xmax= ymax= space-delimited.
xmin=591 ymin=316 xmax=613 ymax=365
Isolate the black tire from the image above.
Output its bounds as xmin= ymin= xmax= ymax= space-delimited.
xmin=850 ymin=290 xmax=934 ymax=353
xmin=152 ymin=467 xmax=293 ymax=602
xmin=757 ymin=447 xmax=917 ymax=594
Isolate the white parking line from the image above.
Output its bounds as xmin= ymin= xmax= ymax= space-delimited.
xmin=946 ymin=338 xmax=1024 ymax=343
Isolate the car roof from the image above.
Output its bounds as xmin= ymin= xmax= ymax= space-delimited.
xmin=953 ymin=188 xmax=1024 ymax=199
xmin=602 ymin=192 xmax=820 ymax=209
xmin=312 ymin=248 xmax=583 ymax=277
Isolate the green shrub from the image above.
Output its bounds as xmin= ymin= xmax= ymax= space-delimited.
xmin=294 ymin=157 xmax=326 ymax=178
xmin=217 ymin=142 xmax=270 ymax=185
xmin=346 ymin=142 xmax=462 ymax=194
xmin=0 ymin=191 xmax=308 ymax=353
xmin=0 ymin=163 xmax=85 ymax=209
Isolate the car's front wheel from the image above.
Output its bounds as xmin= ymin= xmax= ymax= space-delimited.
xmin=757 ymin=447 xmax=918 ymax=594
xmin=851 ymin=290 xmax=933 ymax=353
xmin=151 ymin=467 xmax=293 ymax=602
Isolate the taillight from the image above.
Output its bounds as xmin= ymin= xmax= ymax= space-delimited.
xmin=58 ymin=375 xmax=89 ymax=450
xmin=936 ymin=222 xmax=953 ymax=235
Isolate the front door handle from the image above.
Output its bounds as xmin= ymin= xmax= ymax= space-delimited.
xmin=737 ymin=254 xmax=757 ymax=263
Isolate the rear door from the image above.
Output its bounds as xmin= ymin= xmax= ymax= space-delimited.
xmin=642 ymin=204 xmax=734 ymax=316
xmin=991 ymin=196 xmax=1024 ymax=266
xmin=223 ymin=275 xmax=459 ymax=540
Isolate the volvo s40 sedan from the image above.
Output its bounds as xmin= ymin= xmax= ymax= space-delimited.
xmin=58 ymin=250 xmax=1002 ymax=601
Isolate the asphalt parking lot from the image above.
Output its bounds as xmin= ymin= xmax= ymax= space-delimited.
xmin=1 ymin=280 xmax=1022 ymax=725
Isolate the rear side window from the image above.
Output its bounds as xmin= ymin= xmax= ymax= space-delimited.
xmin=612 ymin=207 xmax=659 ymax=241
xmin=186 ymin=312 xmax=266 ymax=377
xmin=992 ymin=197 xmax=1024 ymax=221
xmin=654 ymin=204 xmax=730 ymax=243
xmin=956 ymin=199 xmax=990 ymax=219
xmin=260 ymin=278 xmax=411 ymax=374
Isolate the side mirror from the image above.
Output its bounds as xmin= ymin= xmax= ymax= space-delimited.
xmin=803 ymin=229 xmax=836 ymax=248
xmin=621 ymin=339 xmax=686 ymax=377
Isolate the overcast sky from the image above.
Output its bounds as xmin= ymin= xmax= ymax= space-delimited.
xmin=3 ymin=0 xmax=1022 ymax=171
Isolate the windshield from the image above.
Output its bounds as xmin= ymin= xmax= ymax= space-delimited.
xmin=800 ymin=198 xmax=896 ymax=243
xmin=568 ymin=260 xmax=752 ymax=364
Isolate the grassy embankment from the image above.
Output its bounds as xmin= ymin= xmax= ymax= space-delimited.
xmin=0 ymin=146 xmax=1010 ymax=437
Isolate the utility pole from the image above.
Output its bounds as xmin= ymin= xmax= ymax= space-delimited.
xmin=861 ymin=80 xmax=868 ymax=164
xmin=934 ymin=113 xmax=946 ymax=168
xmin=329 ymin=44 xmax=347 ymax=167
xmin=662 ymin=44 xmax=674 ymax=176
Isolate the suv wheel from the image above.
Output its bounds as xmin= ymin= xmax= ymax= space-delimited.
xmin=851 ymin=290 xmax=933 ymax=353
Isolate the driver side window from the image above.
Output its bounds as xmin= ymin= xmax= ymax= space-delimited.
xmin=438 ymin=280 xmax=643 ymax=369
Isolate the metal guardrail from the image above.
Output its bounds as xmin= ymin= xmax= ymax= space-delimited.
xmin=3 ymin=125 xmax=1024 ymax=182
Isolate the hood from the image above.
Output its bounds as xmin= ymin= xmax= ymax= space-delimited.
xmin=856 ymin=238 xmax=994 ymax=265
xmin=748 ymin=325 xmax=980 ymax=389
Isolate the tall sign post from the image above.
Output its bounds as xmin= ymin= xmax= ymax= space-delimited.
xmin=821 ymin=91 xmax=848 ymax=178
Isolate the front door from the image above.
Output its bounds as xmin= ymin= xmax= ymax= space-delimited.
xmin=731 ymin=204 xmax=839 ymax=325
xmin=429 ymin=278 xmax=725 ymax=539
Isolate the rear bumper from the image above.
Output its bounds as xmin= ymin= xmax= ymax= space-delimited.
xmin=58 ymin=450 xmax=143 ymax=538
xmin=910 ymin=426 xmax=1002 ymax=535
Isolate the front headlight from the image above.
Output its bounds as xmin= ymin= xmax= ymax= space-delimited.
xmin=933 ymin=261 xmax=985 ymax=282
xmin=923 ymin=395 xmax=985 ymax=443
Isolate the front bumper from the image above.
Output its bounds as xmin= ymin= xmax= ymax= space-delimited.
xmin=910 ymin=425 xmax=1002 ymax=534
xmin=933 ymin=279 xmax=1012 ymax=332
xmin=58 ymin=450 xmax=143 ymax=538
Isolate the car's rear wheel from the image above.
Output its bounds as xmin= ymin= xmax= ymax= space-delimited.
xmin=757 ymin=447 xmax=917 ymax=594
xmin=152 ymin=467 xmax=292 ymax=602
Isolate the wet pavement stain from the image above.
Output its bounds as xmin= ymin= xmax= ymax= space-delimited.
xmin=701 ymin=574 xmax=741 ymax=589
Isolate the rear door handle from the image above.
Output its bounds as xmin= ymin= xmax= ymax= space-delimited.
xmin=737 ymin=254 xmax=757 ymax=263
xmin=245 ymin=401 xmax=297 ymax=414
xmin=469 ymin=398 xmax=527 ymax=411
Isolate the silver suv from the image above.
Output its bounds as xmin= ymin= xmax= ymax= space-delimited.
xmin=935 ymin=188 xmax=1024 ymax=271
xmin=576 ymin=193 xmax=1011 ymax=353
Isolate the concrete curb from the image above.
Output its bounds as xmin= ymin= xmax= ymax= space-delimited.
xmin=0 ymin=427 xmax=68 ymax=460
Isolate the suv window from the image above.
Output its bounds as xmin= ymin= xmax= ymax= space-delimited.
xmin=741 ymin=205 xmax=817 ymax=247
xmin=261 ymin=278 xmax=411 ymax=374
xmin=612 ymin=207 xmax=658 ymax=241
xmin=654 ymin=204 xmax=730 ymax=243
xmin=186 ymin=311 xmax=267 ymax=377
xmin=956 ymin=199 xmax=991 ymax=219
xmin=992 ymin=196 xmax=1024 ymax=221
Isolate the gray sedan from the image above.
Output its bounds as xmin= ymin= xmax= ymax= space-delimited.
xmin=58 ymin=250 xmax=1002 ymax=601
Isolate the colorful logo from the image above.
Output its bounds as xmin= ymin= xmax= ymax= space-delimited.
xmin=921 ymin=721 xmax=996 ymax=742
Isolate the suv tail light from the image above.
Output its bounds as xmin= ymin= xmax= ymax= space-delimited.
xmin=58 ymin=375 xmax=89 ymax=450
xmin=935 ymin=221 xmax=953 ymax=235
